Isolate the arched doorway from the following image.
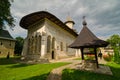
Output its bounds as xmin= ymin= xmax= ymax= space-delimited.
xmin=52 ymin=51 xmax=54 ymax=59
xmin=51 ymin=37 xmax=55 ymax=59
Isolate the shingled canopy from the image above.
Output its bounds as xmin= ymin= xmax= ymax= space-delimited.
xmin=69 ymin=17 xmax=109 ymax=68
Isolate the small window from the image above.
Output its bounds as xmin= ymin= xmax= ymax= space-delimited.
xmin=1 ymin=42 xmax=3 ymax=45
xmin=9 ymin=43 xmax=11 ymax=46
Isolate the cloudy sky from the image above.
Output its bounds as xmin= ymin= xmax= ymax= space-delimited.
xmin=8 ymin=0 xmax=120 ymax=40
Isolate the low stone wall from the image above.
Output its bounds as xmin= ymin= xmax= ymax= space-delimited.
xmin=81 ymin=60 xmax=97 ymax=70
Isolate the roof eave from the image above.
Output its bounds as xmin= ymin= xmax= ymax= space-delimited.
xmin=0 ymin=37 xmax=16 ymax=41
xmin=20 ymin=11 xmax=78 ymax=37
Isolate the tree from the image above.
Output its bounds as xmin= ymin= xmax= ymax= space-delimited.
xmin=107 ymin=34 xmax=120 ymax=63
xmin=0 ymin=0 xmax=14 ymax=29
xmin=14 ymin=37 xmax=24 ymax=56
xmin=107 ymin=35 xmax=120 ymax=47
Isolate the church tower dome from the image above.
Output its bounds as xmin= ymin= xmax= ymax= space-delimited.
xmin=64 ymin=16 xmax=75 ymax=29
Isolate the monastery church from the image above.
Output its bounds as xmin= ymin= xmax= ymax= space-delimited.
xmin=20 ymin=11 xmax=81 ymax=61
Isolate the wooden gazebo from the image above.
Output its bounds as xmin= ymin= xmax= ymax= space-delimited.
xmin=69 ymin=17 xmax=109 ymax=68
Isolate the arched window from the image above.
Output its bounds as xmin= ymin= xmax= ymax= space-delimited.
xmin=38 ymin=35 xmax=41 ymax=53
xmin=28 ymin=38 xmax=30 ymax=54
xmin=47 ymin=35 xmax=51 ymax=53
xmin=66 ymin=43 xmax=68 ymax=52
xmin=52 ymin=37 xmax=55 ymax=49
xmin=60 ymin=42 xmax=63 ymax=51
xmin=32 ymin=36 xmax=35 ymax=54
xmin=35 ymin=35 xmax=37 ymax=53
xmin=28 ymin=38 xmax=34 ymax=54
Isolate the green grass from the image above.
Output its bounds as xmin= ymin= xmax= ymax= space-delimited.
xmin=1 ymin=57 xmax=120 ymax=80
xmin=106 ymin=62 xmax=120 ymax=79
xmin=0 ymin=57 xmax=69 ymax=80
xmin=62 ymin=62 xmax=120 ymax=80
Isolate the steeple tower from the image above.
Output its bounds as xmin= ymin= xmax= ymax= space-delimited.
xmin=64 ymin=16 xmax=75 ymax=29
xmin=82 ymin=16 xmax=87 ymax=26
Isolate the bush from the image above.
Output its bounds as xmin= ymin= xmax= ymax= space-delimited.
xmin=103 ymin=54 xmax=113 ymax=61
xmin=86 ymin=54 xmax=95 ymax=60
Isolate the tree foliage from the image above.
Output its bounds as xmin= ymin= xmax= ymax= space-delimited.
xmin=107 ymin=34 xmax=120 ymax=63
xmin=14 ymin=37 xmax=24 ymax=56
xmin=107 ymin=35 xmax=120 ymax=47
xmin=0 ymin=0 xmax=14 ymax=29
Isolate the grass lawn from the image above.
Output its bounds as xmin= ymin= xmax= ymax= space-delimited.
xmin=0 ymin=57 xmax=69 ymax=80
xmin=107 ymin=62 xmax=120 ymax=79
xmin=62 ymin=62 xmax=120 ymax=80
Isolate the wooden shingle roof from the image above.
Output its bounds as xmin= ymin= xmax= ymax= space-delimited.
xmin=69 ymin=19 xmax=109 ymax=48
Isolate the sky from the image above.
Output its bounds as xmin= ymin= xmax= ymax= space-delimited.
xmin=8 ymin=0 xmax=120 ymax=40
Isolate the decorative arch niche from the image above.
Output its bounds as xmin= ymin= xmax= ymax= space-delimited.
xmin=47 ymin=35 xmax=51 ymax=53
xmin=52 ymin=37 xmax=55 ymax=50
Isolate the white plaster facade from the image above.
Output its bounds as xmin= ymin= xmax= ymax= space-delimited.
xmin=21 ymin=12 xmax=81 ymax=61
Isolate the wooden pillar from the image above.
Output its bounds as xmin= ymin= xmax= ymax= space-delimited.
xmin=94 ymin=47 xmax=99 ymax=68
xmin=80 ymin=48 xmax=84 ymax=60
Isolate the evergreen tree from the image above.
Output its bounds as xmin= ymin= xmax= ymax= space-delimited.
xmin=0 ymin=0 xmax=14 ymax=29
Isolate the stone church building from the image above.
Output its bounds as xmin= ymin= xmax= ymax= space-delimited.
xmin=20 ymin=11 xmax=81 ymax=61
xmin=0 ymin=29 xmax=15 ymax=57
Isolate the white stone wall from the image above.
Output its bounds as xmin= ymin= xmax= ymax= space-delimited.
xmin=22 ymin=20 xmax=46 ymax=60
xmin=44 ymin=19 xmax=77 ymax=59
xmin=22 ymin=19 xmax=81 ymax=60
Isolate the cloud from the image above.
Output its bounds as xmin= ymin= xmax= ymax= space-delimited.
xmin=9 ymin=0 xmax=120 ymax=40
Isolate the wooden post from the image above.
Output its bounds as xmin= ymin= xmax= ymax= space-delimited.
xmin=94 ymin=47 xmax=99 ymax=68
xmin=80 ymin=48 xmax=84 ymax=60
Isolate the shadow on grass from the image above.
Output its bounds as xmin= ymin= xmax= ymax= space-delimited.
xmin=23 ymin=73 xmax=49 ymax=80
xmin=62 ymin=69 xmax=119 ymax=80
xmin=8 ymin=63 xmax=33 ymax=68
xmin=0 ymin=57 xmax=20 ymax=65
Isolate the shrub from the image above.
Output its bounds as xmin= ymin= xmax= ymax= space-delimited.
xmin=103 ymin=54 xmax=113 ymax=61
xmin=86 ymin=54 xmax=95 ymax=60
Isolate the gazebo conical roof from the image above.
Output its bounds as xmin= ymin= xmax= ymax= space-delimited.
xmin=69 ymin=17 xmax=109 ymax=68
xmin=69 ymin=19 xmax=108 ymax=48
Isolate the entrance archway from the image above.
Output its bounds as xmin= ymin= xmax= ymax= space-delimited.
xmin=51 ymin=37 xmax=55 ymax=59
xmin=52 ymin=51 xmax=54 ymax=59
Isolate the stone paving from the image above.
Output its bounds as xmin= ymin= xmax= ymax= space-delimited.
xmin=70 ymin=63 xmax=113 ymax=75
xmin=47 ymin=57 xmax=113 ymax=80
xmin=47 ymin=58 xmax=80 ymax=80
